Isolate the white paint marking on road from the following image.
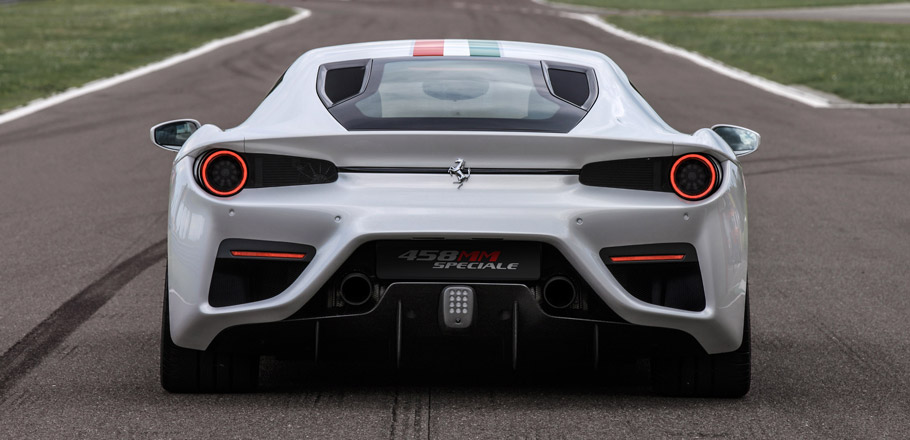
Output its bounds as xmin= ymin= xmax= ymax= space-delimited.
xmin=563 ymin=12 xmax=907 ymax=109
xmin=564 ymin=13 xmax=831 ymax=108
xmin=710 ymin=2 xmax=910 ymax=23
xmin=0 ymin=7 xmax=312 ymax=127
xmin=530 ymin=0 xmax=618 ymax=13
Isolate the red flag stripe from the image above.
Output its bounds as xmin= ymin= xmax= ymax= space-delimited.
xmin=413 ymin=40 xmax=445 ymax=56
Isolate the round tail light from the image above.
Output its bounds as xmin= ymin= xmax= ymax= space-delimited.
xmin=198 ymin=150 xmax=247 ymax=196
xmin=670 ymin=154 xmax=718 ymax=200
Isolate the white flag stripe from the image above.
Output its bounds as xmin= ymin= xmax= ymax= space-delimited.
xmin=443 ymin=39 xmax=471 ymax=57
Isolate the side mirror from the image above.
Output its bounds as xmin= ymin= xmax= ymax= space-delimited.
xmin=712 ymin=125 xmax=760 ymax=157
xmin=150 ymin=119 xmax=200 ymax=151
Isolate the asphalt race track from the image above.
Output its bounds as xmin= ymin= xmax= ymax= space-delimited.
xmin=1 ymin=0 xmax=909 ymax=438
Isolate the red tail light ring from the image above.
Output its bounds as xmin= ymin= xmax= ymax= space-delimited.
xmin=199 ymin=150 xmax=247 ymax=196
xmin=670 ymin=154 xmax=718 ymax=201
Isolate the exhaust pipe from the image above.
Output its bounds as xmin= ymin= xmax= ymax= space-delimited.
xmin=339 ymin=273 xmax=373 ymax=306
xmin=543 ymin=276 xmax=576 ymax=309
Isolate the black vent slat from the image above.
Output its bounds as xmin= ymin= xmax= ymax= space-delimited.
xmin=548 ymin=68 xmax=590 ymax=107
xmin=601 ymin=243 xmax=705 ymax=312
xmin=324 ymin=66 xmax=366 ymax=104
xmin=209 ymin=239 xmax=314 ymax=307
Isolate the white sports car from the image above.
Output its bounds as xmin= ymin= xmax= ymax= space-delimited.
xmin=151 ymin=39 xmax=759 ymax=396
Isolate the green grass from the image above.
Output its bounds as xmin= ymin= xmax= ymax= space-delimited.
xmin=561 ymin=0 xmax=907 ymax=12
xmin=605 ymin=16 xmax=910 ymax=103
xmin=0 ymin=0 xmax=293 ymax=112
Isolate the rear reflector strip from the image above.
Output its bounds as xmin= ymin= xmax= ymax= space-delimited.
xmin=231 ymin=251 xmax=306 ymax=259
xmin=609 ymin=255 xmax=685 ymax=263
xmin=413 ymin=39 xmax=501 ymax=57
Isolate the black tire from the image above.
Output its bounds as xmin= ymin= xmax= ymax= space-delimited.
xmin=651 ymin=293 xmax=751 ymax=398
xmin=160 ymin=271 xmax=259 ymax=393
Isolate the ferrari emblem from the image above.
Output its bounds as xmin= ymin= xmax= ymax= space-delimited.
xmin=448 ymin=158 xmax=470 ymax=189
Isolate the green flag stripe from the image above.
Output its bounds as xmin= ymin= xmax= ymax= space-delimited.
xmin=469 ymin=40 xmax=501 ymax=57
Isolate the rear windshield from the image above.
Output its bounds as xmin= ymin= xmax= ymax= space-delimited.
xmin=322 ymin=58 xmax=592 ymax=133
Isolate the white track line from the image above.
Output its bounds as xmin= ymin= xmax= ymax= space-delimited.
xmin=565 ymin=13 xmax=831 ymax=108
xmin=564 ymin=12 xmax=907 ymax=109
xmin=0 ymin=7 xmax=311 ymax=127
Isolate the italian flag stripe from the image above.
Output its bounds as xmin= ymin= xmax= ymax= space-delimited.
xmin=443 ymin=39 xmax=470 ymax=57
xmin=469 ymin=40 xmax=501 ymax=57
xmin=413 ymin=40 xmax=444 ymax=56
xmin=413 ymin=40 xmax=501 ymax=57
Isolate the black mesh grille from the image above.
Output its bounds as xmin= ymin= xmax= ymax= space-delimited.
xmin=579 ymin=157 xmax=672 ymax=192
xmin=243 ymin=153 xmax=338 ymax=188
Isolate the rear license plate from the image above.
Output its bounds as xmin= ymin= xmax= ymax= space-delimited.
xmin=376 ymin=241 xmax=541 ymax=281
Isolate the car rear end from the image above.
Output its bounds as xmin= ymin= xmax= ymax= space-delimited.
xmin=162 ymin=40 xmax=749 ymax=396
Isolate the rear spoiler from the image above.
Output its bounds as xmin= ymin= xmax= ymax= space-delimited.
xmin=178 ymin=128 xmax=733 ymax=168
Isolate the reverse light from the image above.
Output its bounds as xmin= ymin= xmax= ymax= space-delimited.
xmin=670 ymin=154 xmax=718 ymax=200
xmin=199 ymin=150 xmax=247 ymax=196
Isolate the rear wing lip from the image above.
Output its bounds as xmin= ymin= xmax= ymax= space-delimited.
xmin=338 ymin=166 xmax=580 ymax=175
xmin=177 ymin=128 xmax=736 ymax=167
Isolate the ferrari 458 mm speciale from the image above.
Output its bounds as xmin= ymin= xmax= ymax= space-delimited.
xmin=151 ymin=39 xmax=759 ymax=397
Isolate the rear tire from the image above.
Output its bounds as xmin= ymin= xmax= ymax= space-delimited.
xmin=651 ymin=292 xmax=751 ymax=398
xmin=160 ymin=271 xmax=259 ymax=393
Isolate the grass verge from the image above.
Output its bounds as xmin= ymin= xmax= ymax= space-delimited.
xmin=604 ymin=15 xmax=910 ymax=103
xmin=560 ymin=0 xmax=907 ymax=12
xmin=0 ymin=0 xmax=293 ymax=112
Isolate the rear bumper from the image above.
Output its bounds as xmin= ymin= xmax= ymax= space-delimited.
xmin=167 ymin=158 xmax=748 ymax=354
xmin=209 ymin=283 xmax=704 ymax=370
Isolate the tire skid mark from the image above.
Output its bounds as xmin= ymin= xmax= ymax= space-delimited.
xmin=810 ymin=318 xmax=910 ymax=425
xmin=426 ymin=386 xmax=433 ymax=440
xmin=662 ymin=429 xmax=730 ymax=438
xmin=0 ymin=239 xmax=167 ymax=396
xmin=222 ymin=55 xmax=267 ymax=83
xmin=0 ymin=389 xmax=28 ymax=410
xmin=812 ymin=316 xmax=907 ymax=387
xmin=748 ymin=153 xmax=910 ymax=177
xmin=389 ymin=386 xmax=430 ymax=440
xmin=57 ymin=344 xmax=80 ymax=361
xmin=389 ymin=387 xmax=399 ymax=439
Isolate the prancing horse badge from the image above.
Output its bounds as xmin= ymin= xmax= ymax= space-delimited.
xmin=448 ymin=158 xmax=470 ymax=189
